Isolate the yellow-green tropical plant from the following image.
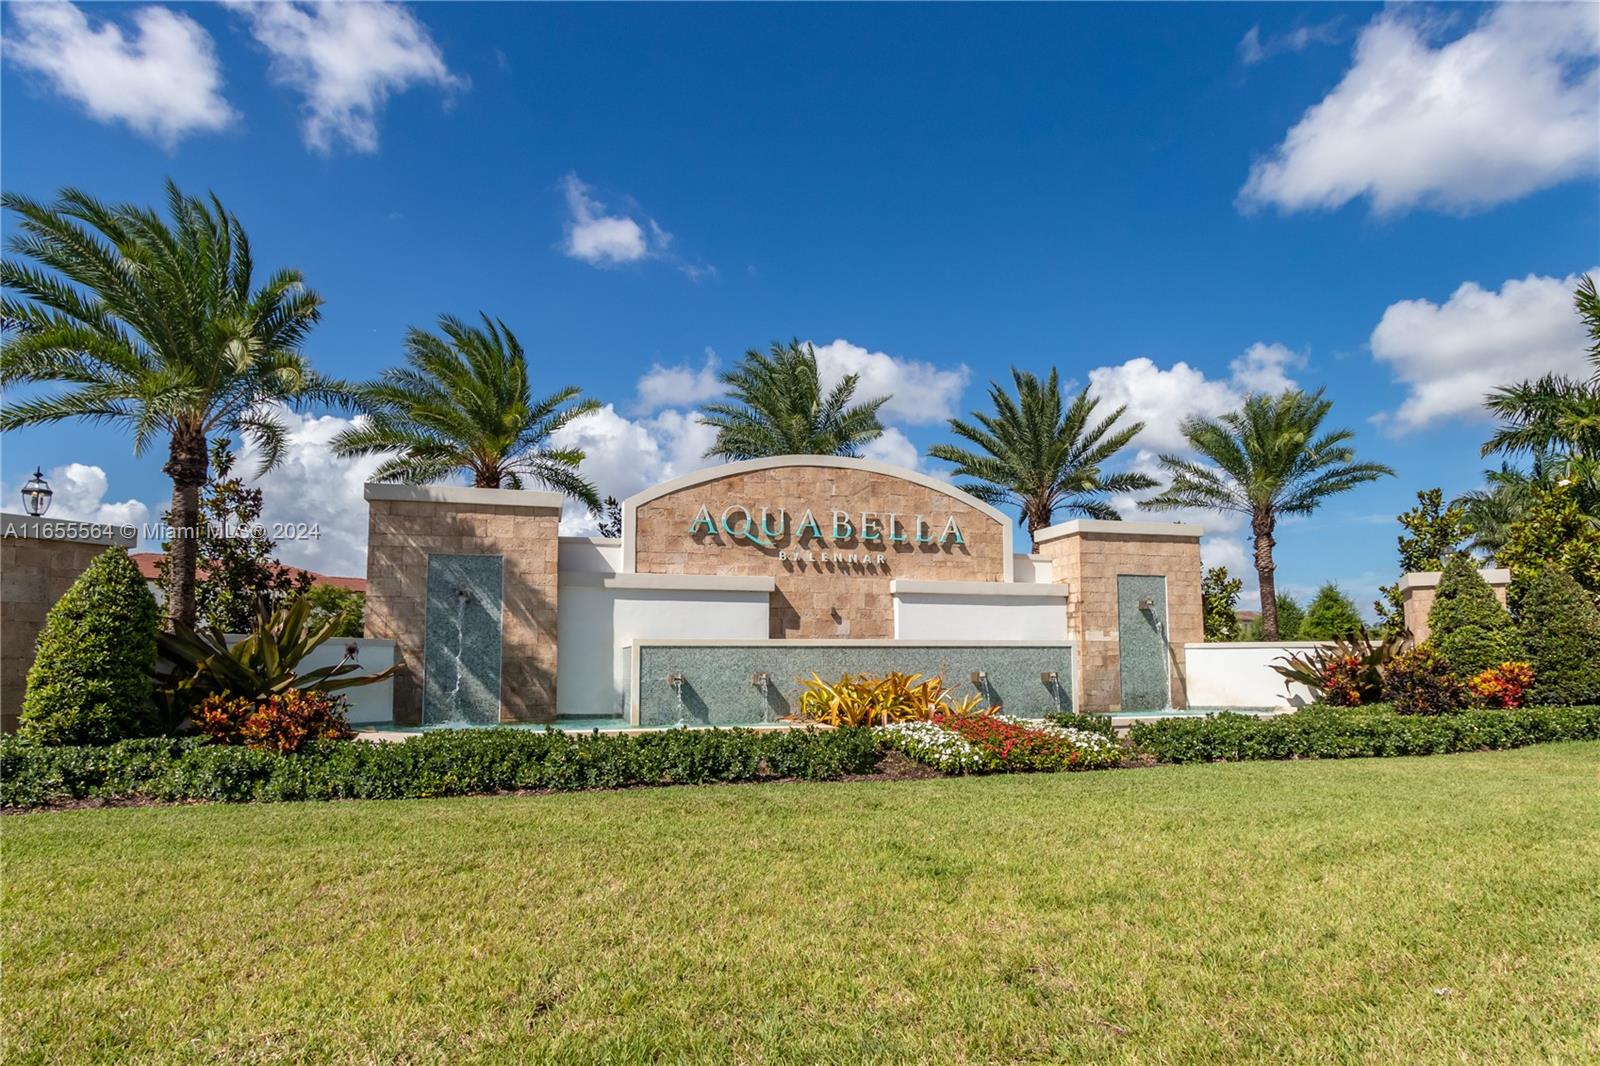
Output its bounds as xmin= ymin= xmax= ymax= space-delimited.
xmin=792 ymin=672 xmax=995 ymax=727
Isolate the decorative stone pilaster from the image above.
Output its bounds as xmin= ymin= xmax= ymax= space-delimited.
xmin=1397 ymin=567 xmax=1511 ymax=646
xmin=1031 ymin=519 xmax=1204 ymax=713
xmin=363 ymin=484 xmax=562 ymax=725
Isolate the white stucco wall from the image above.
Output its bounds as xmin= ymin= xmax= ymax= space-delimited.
xmin=892 ymin=580 xmax=1069 ymax=641
xmin=1183 ymin=642 xmax=1335 ymax=709
xmin=558 ymin=537 xmax=621 ymax=574
xmin=226 ymin=636 xmax=396 ymax=724
xmin=1011 ymin=554 xmax=1053 ymax=583
xmin=556 ymin=575 xmax=771 ymax=715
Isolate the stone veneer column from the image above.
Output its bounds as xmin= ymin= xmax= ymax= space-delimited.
xmin=1030 ymin=519 xmax=1204 ymax=713
xmin=1 ymin=513 xmax=138 ymax=732
xmin=363 ymin=484 xmax=562 ymax=725
xmin=1397 ymin=567 xmax=1511 ymax=646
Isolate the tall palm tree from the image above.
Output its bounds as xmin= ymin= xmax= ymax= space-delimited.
xmin=1 ymin=181 xmax=337 ymax=628
xmin=332 ymin=313 xmax=601 ymax=510
xmin=1140 ymin=388 xmax=1394 ymax=639
xmin=1482 ymin=274 xmax=1600 ymax=468
xmin=699 ymin=340 xmax=887 ymax=460
xmin=928 ymin=368 xmax=1155 ymax=549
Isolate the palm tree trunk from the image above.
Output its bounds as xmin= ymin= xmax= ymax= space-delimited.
xmin=162 ymin=426 xmax=208 ymax=630
xmin=1252 ymin=506 xmax=1279 ymax=640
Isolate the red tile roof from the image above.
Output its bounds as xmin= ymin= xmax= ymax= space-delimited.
xmin=130 ymin=552 xmax=366 ymax=592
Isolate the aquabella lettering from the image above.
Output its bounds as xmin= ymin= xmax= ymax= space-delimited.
xmin=687 ymin=502 xmax=964 ymax=548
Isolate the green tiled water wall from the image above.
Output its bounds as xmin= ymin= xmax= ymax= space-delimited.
xmin=635 ymin=643 xmax=1073 ymax=727
xmin=424 ymin=553 xmax=504 ymax=725
xmin=1116 ymin=574 xmax=1169 ymax=712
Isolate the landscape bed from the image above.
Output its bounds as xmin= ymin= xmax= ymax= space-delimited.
xmin=4 ymin=743 xmax=1597 ymax=1063
xmin=4 ymin=704 xmax=1599 ymax=810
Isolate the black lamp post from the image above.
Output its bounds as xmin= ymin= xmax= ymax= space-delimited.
xmin=20 ymin=467 xmax=52 ymax=517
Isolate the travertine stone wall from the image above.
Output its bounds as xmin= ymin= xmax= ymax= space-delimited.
xmin=1033 ymin=521 xmax=1204 ymax=712
xmin=1398 ymin=568 xmax=1510 ymax=645
xmin=364 ymin=486 xmax=561 ymax=724
xmin=631 ymin=464 xmax=1010 ymax=639
xmin=1 ymin=513 xmax=136 ymax=732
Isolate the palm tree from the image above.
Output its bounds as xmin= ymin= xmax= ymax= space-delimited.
xmin=1482 ymin=274 xmax=1600 ymax=468
xmin=1 ymin=181 xmax=338 ymax=629
xmin=699 ymin=340 xmax=887 ymax=460
xmin=1139 ymin=388 xmax=1394 ymax=639
xmin=928 ymin=368 xmax=1155 ymax=549
xmin=332 ymin=313 xmax=601 ymax=510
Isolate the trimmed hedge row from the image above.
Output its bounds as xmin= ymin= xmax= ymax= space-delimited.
xmin=0 ymin=726 xmax=881 ymax=808
xmin=1128 ymin=705 xmax=1600 ymax=764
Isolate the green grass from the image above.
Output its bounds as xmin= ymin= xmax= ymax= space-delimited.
xmin=5 ymin=744 xmax=1599 ymax=1064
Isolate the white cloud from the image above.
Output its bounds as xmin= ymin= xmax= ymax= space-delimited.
xmin=234 ymin=0 xmax=463 ymax=153
xmin=633 ymin=350 xmax=723 ymax=413
xmin=6 ymin=2 xmax=234 ymax=147
xmin=861 ymin=428 xmax=920 ymax=470
xmin=807 ymin=339 xmax=970 ymax=426
xmin=1087 ymin=359 xmax=1243 ymax=453
xmin=559 ymin=174 xmax=716 ymax=282
xmin=3 ymin=463 xmax=153 ymax=531
xmin=1229 ymin=342 xmax=1305 ymax=395
xmin=550 ymin=404 xmax=720 ymax=534
xmin=237 ymin=409 xmax=388 ymax=576
xmin=1088 ymin=341 xmax=1307 ymax=453
xmin=1240 ymin=3 xmax=1600 ymax=214
xmin=1370 ymin=269 xmax=1596 ymax=432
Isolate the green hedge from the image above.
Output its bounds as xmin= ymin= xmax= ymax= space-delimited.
xmin=1128 ymin=705 xmax=1600 ymax=764
xmin=0 ymin=726 xmax=882 ymax=809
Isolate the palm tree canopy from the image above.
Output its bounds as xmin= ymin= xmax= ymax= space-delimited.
xmin=699 ymin=340 xmax=887 ymax=461
xmin=1481 ymin=274 xmax=1600 ymax=465
xmin=0 ymin=180 xmax=336 ymax=470
xmin=928 ymin=368 xmax=1155 ymax=534
xmin=333 ymin=313 xmax=601 ymax=509
xmin=1140 ymin=387 xmax=1394 ymax=518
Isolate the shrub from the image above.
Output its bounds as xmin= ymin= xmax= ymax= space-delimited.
xmin=0 ymin=726 xmax=885 ymax=808
xmin=1466 ymin=662 xmax=1534 ymax=709
xmin=1300 ymin=583 xmax=1365 ymax=640
xmin=1383 ymin=645 xmax=1466 ymax=716
xmin=154 ymin=595 xmax=396 ymax=722
xmin=793 ymin=672 xmax=989 ymax=727
xmin=1272 ymin=631 xmax=1400 ymax=707
xmin=1517 ymin=567 xmax=1600 ymax=706
xmin=1427 ymin=555 xmax=1522 ymax=678
xmin=19 ymin=547 xmax=161 ymax=745
xmin=304 ymin=584 xmax=365 ymax=638
xmin=1127 ymin=704 xmax=1600 ymax=764
xmin=194 ymin=690 xmax=354 ymax=753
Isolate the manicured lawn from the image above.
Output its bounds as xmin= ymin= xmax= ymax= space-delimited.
xmin=4 ymin=744 xmax=1599 ymax=1064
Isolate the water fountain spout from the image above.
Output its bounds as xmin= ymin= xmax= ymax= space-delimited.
xmin=751 ymin=672 xmax=771 ymax=723
xmin=666 ymin=672 xmax=687 ymax=727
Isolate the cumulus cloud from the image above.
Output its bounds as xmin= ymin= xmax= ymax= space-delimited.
xmin=1240 ymin=3 xmax=1600 ymax=214
xmin=861 ymin=428 xmax=920 ymax=471
xmin=551 ymin=404 xmax=720 ymax=534
xmin=234 ymin=0 xmax=463 ymax=153
xmin=1087 ymin=341 xmax=1306 ymax=453
xmin=2 ymin=463 xmax=153 ymax=531
xmin=6 ymin=2 xmax=235 ymax=146
xmin=633 ymin=350 xmax=723 ymax=413
xmin=808 ymin=339 xmax=970 ymax=426
xmin=1229 ymin=342 xmax=1305 ymax=394
xmin=1370 ymin=269 xmax=1597 ymax=432
xmin=560 ymin=175 xmax=711 ymax=278
xmin=236 ymin=408 xmax=389 ymax=576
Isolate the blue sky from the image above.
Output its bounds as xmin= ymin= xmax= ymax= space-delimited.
xmin=2 ymin=2 xmax=1597 ymax=610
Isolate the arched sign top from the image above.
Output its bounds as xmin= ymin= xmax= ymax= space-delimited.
xmin=620 ymin=455 xmax=1015 ymax=581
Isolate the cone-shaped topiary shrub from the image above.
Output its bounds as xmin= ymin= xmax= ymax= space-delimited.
xmin=19 ymin=547 xmax=161 ymax=745
xmin=1427 ymin=554 xmax=1521 ymax=679
xmin=1518 ymin=567 xmax=1600 ymax=706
